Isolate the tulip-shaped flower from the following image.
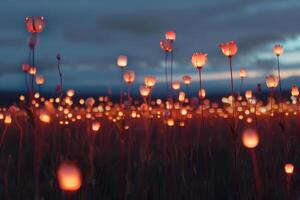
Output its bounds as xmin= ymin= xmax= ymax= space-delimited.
xmin=219 ymin=41 xmax=238 ymax=98
xmin=191 ymin=52 xmax=207 ymax=94
xmin=25 ymin=16 xmax=46 ymax=33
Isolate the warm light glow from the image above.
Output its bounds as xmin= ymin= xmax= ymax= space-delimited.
xmin=245 ymin=90 xmax=252 ymax=99
xmin=123 ymin=70 xmax=135 ymax=84
xmin=117 ymin=55 xmax=127 ymax=68
xmin=172 ymin=81 xmax=181 ymax=90
xmin=57 ymin=161 xmax=82 ymax=192
xmin=25 ymin=16 xmax=46 ymax=33
xmin=67 ymin=89 xmax=75 ymax=97
xmin=291 ymin=85 xmax=299 ymax=97
xmin=273 ymin=44 xmax=283 ymax=56
xmin=4 ymin=114 xmax=12 ymax=125
xmin=36 ymin=75 xmax=45 ymax=85
xmin=92 ymin=121 xmax=101 ymax=132
xmin=39 ymin=113 xmax=51 ymax=123
xmin=242 ymin=128 xmax=259 ymax=149
xmin=198 ymin=89 xmax=206 ymax=99
xmin=144 ymin=75 xmax=157 ymax=88
xmin=219 ymin=41 xmax=238 ymax=57
xmin=191 ymin=52 xmax=208 ymax=69
xmin=139 ymin=86 xmax=151 ymax=97
xmin=165 ymin=31 xmax=176 ymax=41
xmin=265 ymin=75 xmax=279 ymax=89
xmin=239 ymin=68 xmax=247 ymax=78
xmin=182 ymin=75 xmax=192 ymax=85
xmin=29 ymin=66 xmax=37 ymax=75
xmin=284 ymin=163 xmax=294 ymax=175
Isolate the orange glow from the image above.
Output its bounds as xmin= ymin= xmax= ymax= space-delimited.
xmin=172 ymin=81 xmax=180 ymax=90
xmin=273 ymin=44 xmax=283 ymax=56
xmin=25 ymin=16 xmax=46 ymax=33
xmin=39 ymin=113 xmax=51 ymax=123
xmin=160 ymin=39 xmax=173 ymax=52
xmin=92 ymin=121 xmax=101 ymax=132
xmin=29 ymin=66 xmax=37 ymax=75
xmin=57 ymin=161 xmax=82 ymax=192
xmin=178 ymin=92 xmax=185 ymax=102
xmin=198 ymin=89 xmax=206 ymax=99
xmin=265 ymin=75 xmax=279 ymax=89
xmin=144 ymin=75 xmax=157 ymax=88
xmin=117 ymin=55 xmax=127 ymax=68
xmin=35 ymin=75 xmax=45 ymax=85
xmin=123 ymin=70 xmax=135 ymax=84
xmin=245 ymin=90 xmax=253 ymax=99
xmin=4 ymin=114 xmax=12 ymax=125
xmin=182 ymin=75 xmax=192 ymax=85
xmin=239 ymin=68 xmax=247 ymax=78
xmin=165 ymin=31 xmax=176 ymax=41
xmin=291 ymin=85 xmax=299 ymax=97
xmin=242 ymin=128 xmax=259 ymax=149
xmin=219 ymin=41 xmax=238 ymax=57
xmin=284 ymin=163 xmax=294 ymax=175
xmin=139 ymin=86 xmax=151 ymax=97
xmin=67 ymin=89 xmax=75 ymax=97
xmin=191 ymin=52 xmax=208 ymax=69
xmin=167 ymin=118 xmax=174 ymax=126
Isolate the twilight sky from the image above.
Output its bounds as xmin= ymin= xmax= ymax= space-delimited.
xmin=1 ymin=0 xmax=300 ymax=96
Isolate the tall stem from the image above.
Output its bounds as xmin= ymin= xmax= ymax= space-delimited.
xmin=198 ymin=69 xmax=204 ymax=129
xmin=229 ymin=56 xmax=235 ymax=128
xmin=165 ymin=52 xmax=169 ymax=99
xmin=120 ymin=68 xmax=124 ymax=105
xmin=57 ymin=56 xmax=63 ymax=98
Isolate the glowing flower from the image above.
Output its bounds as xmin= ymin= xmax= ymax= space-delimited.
xmin=117 ymin=55 xmax=127 ymax=68
xmin=182 ymin=75 xmax=192 ymax=85
xmin=219 ymin=41 xmax=238 ymax=57
xmin=165 ymin=31 xmax=176 ymax=41
xmin=242 ymin=128 xmax=259 ymax=149
xmin=291 ymin=85 xmax=299 ymax=97
xmin=57 ymin=161 xmax=82 ymax=192
xmin=35 ymin=75 xmax=45 ymax=85
xmin=144 ymin=75 xmax=157 ymax=88
xmin=139 ymin=86 xmax=151 ymax=97
xmin=273 ymin=44 xmax=283 ymax=56
xmin=284 ymin=163 xmax=294 ymax=175
xmin=160 ymin=39 xmax=173 ymax=52
xmin=239 ymin=68 xmax=247 ymax=78
xmin=265 ymin=75 xmax=279 ymax=89
xmin=191 ymin=52 xmax=208 ymax=69
xmin=198 ymin=89 xmax=206 ymax=99
xmin=123 ymin=70 xmax=135 ymax=85
xmin=25 ymin=16 xmax=46 ymax=33
xmin=172 ymin=81 xmax=181 ymax=90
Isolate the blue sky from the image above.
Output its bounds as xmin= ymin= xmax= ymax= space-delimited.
xmin=1 ymin=0 xmax=300 ymax=96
